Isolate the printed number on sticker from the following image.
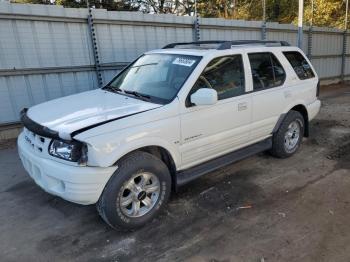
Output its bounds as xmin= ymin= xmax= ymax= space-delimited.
xmin=172 ymin=57 xmax=196 ymax=67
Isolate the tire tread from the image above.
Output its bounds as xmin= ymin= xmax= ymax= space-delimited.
xmin=96 ymin=151 xmax=171 ymax=231
xmin=270 ymin=110 xmax=305 ymax=158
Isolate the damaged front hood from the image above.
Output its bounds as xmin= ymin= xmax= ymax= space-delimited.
xmin=25 ymin=89 xmax=161 ymax=140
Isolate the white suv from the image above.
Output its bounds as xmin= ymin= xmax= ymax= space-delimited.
xmin=17 ymin=40 xmax=321 ymax=230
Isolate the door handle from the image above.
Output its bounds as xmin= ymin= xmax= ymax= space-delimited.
xmin=238 ymin=102 xmax=248 ymax=111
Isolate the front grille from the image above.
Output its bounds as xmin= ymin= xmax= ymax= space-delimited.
xmin=23 ymin=128 xmax=50 ymax=154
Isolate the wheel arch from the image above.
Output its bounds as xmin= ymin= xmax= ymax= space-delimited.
xmin=290 ymin=104 xmax=309 ymax=137
xmin=274 ymin=104 xmax=309 ymax=137
xmin=116 ymin=145 xmax=178 ymax=191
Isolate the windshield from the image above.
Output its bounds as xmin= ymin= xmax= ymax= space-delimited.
xmin=105 ymin=54 xmax=201 ymax=104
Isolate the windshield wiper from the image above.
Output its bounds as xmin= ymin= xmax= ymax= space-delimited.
xmin=104 ymin=86 xmax=151 ymax=101
xmin=103 ymin=85 xmax=123 ymax=93
xmin=124 ymin=90 xmax=151 ymax=100
xmin=131 ymin=63 xmax=158 ymax=69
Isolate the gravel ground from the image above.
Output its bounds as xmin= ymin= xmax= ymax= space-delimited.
xmin=0 ymin=84 xmax=349 ymax=262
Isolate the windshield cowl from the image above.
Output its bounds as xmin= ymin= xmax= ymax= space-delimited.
xmin=103 ymin=85 xmax=163 ymax=104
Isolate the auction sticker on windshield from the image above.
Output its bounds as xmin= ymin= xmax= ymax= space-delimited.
xmin=172 ymin=57 xmax=196 ymax=67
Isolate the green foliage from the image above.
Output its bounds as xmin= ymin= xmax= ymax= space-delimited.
xmin=197 ymin=0 xmax=348 ymax=29
xmin=11 ymin=0 xmax=139 ymax=11
xmin=12 ymin=0 xmax=51 ymax=4
xmin=9 ymin=0 xmax=349 ymax=29
xmin=303 ymin=0 xmax=346 ymax=28
xmin=196 ymin=0 xmax=298 ymax=21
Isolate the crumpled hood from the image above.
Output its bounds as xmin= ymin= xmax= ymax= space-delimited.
xmin=27 ymin=89 xmax=161 ymax=140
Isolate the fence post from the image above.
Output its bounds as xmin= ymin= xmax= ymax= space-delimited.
xmin=307 ymin=26 xmax=313 ymax=59
xmin=87 ymin=7 xmax=103 ymax=88
xmin=261 ymin=21 xmax=267 ymax=40
xmin=341 ymin=30 xmax=348 ymax=82
xmin=194 ymin=14 xmax=200 ymax=41
xmin=261 ymin=0 xmax=267 ymax=40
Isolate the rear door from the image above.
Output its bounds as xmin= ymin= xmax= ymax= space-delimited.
xmin=179 ymin=54 xmax=252 ymax=169
xmin=248 ymin=52 xmax=288 ymax=140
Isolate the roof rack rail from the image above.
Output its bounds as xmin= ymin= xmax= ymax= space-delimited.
xmin=162 ymin=40 xmax=290 ymax=50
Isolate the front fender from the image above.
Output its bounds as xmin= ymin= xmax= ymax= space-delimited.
xmin=81 ymin=133 xmax=181 ymax=169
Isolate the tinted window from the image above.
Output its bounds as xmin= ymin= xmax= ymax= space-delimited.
xmin=248 ymin=52 xmax=286 ymax=90
xmin=283 ymin=51 xmax=315 ymax=80
xmin=191 ymin=55 xmax=245 ymax=100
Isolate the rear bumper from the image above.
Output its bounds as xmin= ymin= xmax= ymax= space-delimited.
xmin=17 ymin=132 xmax=116 ymax=205
xmin=307 ymin=99 xmax=321 ymax=121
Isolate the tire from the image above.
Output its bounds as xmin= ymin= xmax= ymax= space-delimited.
xmin=270 ymin=110 xmax=305 ymax=158
xmin=97 ymin=151 xmax=171 ymax=231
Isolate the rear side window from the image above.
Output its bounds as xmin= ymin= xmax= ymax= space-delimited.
xmin=191 ymin=55 xmax=245 ymax=100
xmin=248 ymin=52 xmax=286 ymax=90
xmin=283 ymin=51 xmax=315 ymax=80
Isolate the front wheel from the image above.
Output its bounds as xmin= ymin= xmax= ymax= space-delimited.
xmin=97 ymin=151 xmax=171 ymax=230
xmin=270 ymin=110 xmax=305 ymax=158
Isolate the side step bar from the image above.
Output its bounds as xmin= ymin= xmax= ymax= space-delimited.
xmin=176 ymin=138 xmax=272 ymax=186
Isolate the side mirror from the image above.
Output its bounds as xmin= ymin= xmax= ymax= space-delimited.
xmin=190 ymin=88 xmax=218 ymax=106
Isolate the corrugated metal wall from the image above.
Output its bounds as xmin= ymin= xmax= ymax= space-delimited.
xmin=0 ymin=2 xmax=349 ymax=124
xmin=0 ymin=4 xmax=97 ymax=124
xmin=311 ymin=28 xmax=345 ymax=79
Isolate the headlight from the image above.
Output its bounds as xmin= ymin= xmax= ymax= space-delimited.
xmin=49 ymin=140 xmax=88 ymax=164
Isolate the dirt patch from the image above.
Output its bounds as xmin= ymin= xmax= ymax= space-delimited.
xmin=194 ymin=169 xmax=264 ymax=211
xmin=327 ymin=139 xmax=350 ymax=169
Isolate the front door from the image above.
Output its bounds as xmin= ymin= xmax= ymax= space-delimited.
xmin=179 ymin=54 xmax=252 ymax=169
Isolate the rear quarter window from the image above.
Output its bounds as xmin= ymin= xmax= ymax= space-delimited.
xmin=283 ymin=51 xmax=315 ymax=80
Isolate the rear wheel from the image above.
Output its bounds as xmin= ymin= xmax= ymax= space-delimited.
xmin=97 ymin=151 xmax=171 ymax=230
xmin=270 ymin=110 xmax=305 ymax=158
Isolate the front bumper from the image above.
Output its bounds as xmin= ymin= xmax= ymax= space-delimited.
xmin=17 ymin=132 xmax=117 ymax=205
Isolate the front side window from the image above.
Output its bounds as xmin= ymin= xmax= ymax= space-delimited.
xmin=283 ymin=51 xmax=315 ymax=80
xmin=190 ymin=55 xmax=245 ymax=101
xmin=106 ymin=54 xmax=201 ymax=104
xmin=248 ymin=52 xmax=286 ymax=90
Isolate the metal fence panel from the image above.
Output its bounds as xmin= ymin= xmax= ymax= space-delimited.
xmin=312 ymin=32 xmax=343 ymax=56
xmin=312 ymin=57 xmax=343 ymax=79
xmin=199 ymin=18 xmax=262 ymax=41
